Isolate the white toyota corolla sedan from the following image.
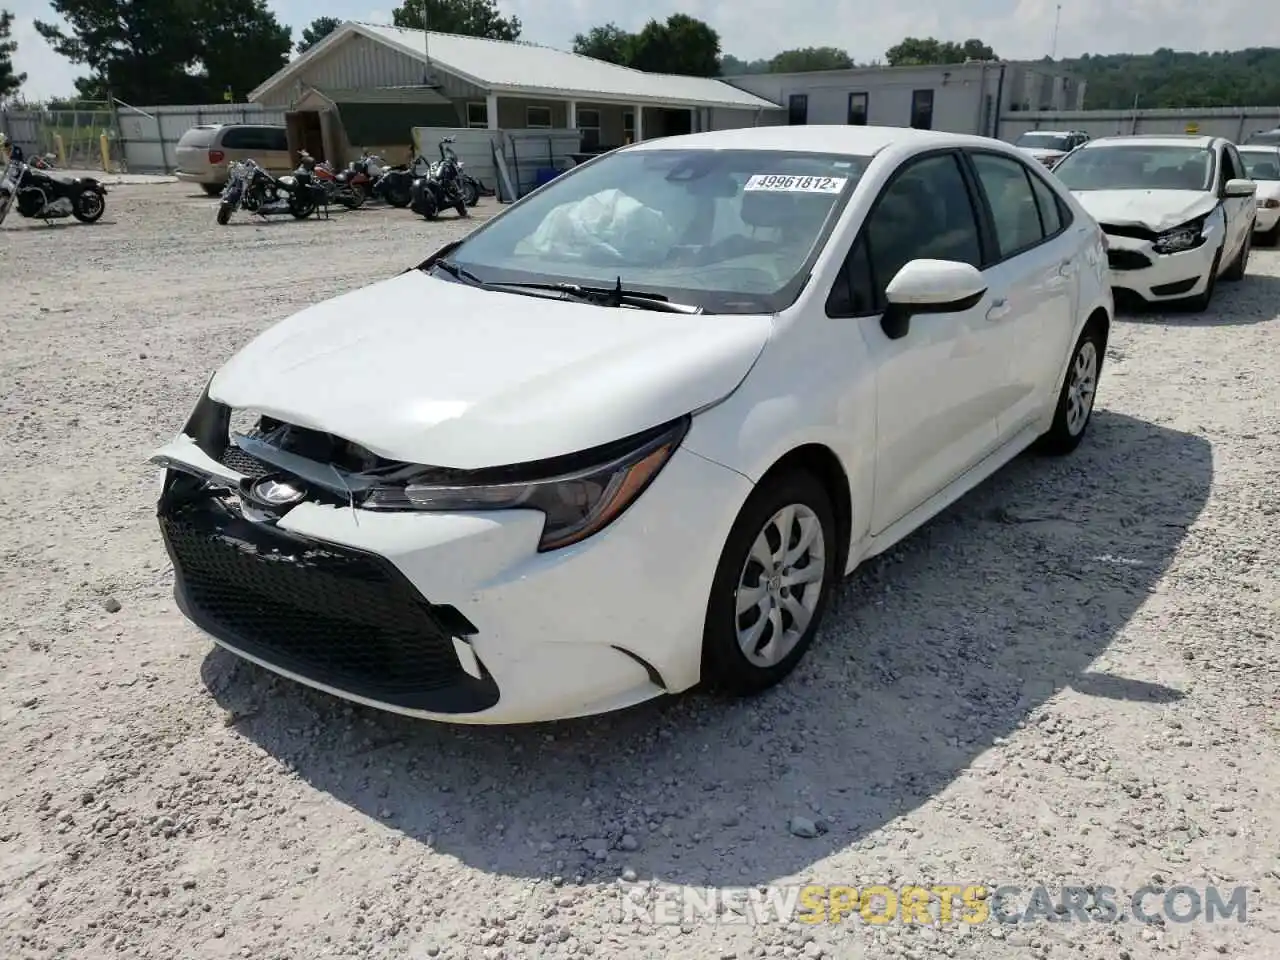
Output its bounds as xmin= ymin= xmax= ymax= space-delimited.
xmin=1050 ymin=134 xmax=1257 ymax=311
xmin=152 ymin=126 xmax=1113 ymax=724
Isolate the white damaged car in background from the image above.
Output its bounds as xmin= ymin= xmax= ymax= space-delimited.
xmin=1238 ymin=143 xmax=1280 ymax=245
xmin=1012 ymin=130 xmax=1090 ymax=169
xmin=151 ymin=125 xmax=1113 ymax=725
xmin=1050 ymin=134 xmax=1257 ymax=311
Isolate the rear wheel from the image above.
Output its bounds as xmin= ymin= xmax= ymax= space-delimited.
xmin=72 ymin=190 xmax=105 ymax=224
xmin=701 ymin=471 xmax=837 ymax=696
xmin=1035 ymin=322 xmax=1104 ymax=456
xmin=216 ymin=201 xmax=233 ymax=225
xmin=290 ymin=197 xmax=316 ymax=220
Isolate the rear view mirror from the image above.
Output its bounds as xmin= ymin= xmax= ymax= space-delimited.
xmin=882 ymin=259 xmax=988 ymax=340
xmin=1224 ymin=178 xmax=1257 ymax=198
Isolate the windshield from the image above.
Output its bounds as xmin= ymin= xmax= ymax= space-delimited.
xmin=441 ymin=148 xmax=869 ymax=314
xmin=1017 ymin=133 xmax=1072 ymax=151
xmin=1246 ymin=130 xmax=1280 ymax=145
xmin=1240 ymin=150 xmax=1280 ymax=180
xmin=1053 ymin=144 xmax=1215 ymax=192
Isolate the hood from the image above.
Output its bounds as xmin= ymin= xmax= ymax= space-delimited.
xmin=1070 ymin=189 xmax=1218 ymax=233
xmin=208 ymin=270 xmax=773 ymax=469
xmin=1019 ymin=147 xmax=1066 ymax=162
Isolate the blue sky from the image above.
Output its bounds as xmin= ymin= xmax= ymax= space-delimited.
xmin=7 ymin=0 xmax=1278 ymax=100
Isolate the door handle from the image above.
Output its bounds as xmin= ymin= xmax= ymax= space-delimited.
xmin=986 ymin=298 xmax=1011 ymax=321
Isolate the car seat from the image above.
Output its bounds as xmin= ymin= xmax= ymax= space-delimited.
xmin=1250 ymin=161 xmax=1279 ymax=180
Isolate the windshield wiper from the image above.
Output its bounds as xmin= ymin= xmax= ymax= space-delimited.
xmin=431 ymin=258 xmax=486 ymax=286
xmin=484 ymin=277 xmax=704 ymax=314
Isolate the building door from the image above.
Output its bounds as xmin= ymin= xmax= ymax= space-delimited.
xmin=910 ymin=89 xmax=934 ymax=130
xmin=788 ymin=94 xmax=808 ymax=125
xmin=847 ymin=92 xmax=868 ymax=125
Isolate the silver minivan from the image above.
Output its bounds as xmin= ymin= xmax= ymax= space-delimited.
xmin=175 ymin=124 xmax=292 ymax=195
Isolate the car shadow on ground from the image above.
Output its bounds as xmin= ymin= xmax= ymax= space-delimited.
xmin=202 ymin=409 xmax=1211 ymax=887
xmin=1116 ymin=268 xmax=1280 ymax=326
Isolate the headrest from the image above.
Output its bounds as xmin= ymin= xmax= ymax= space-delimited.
xmin=1252 ymin=162 xmax=1278 ymax=179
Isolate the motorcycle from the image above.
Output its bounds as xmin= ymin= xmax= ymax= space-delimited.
xmin=216 ymin=158 xmax=325 ymax=225
xmin=410 ymin=136 xmax=470 ymax=220
xmin=0 ymin=144 xmax=107 ymax=226
xmin=297 ymin=150 xmax=365 ymax=209
xmin=346 ymin=152 xmax=388 ymax=201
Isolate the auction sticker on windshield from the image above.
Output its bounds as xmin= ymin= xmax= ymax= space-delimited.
xmin=744 ymin=175 xmax=847 ymax=193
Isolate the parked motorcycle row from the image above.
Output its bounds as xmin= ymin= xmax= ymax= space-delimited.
xmin=0 ymin=141 xmax=109 ymax=227
xmin=215 ymin=136 xmax=484 ymax=226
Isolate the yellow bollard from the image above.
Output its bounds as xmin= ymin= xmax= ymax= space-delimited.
xmin=100 ymin=133 xmax=111 ymax=172
xmin=53 ymin=133 xmax=66 ymax=166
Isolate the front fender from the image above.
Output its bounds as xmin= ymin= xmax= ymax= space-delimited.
xmin=73 ymin=177 xmax=107 ymax=193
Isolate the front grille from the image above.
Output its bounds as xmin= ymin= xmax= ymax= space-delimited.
xmin=219 ymin=444 xmax=272 ymax=478
xmin=1107 ymin=249 xmax=1152 ymax=271
xmin=1101 ymin=223 xmax=1158 ymax=241
xmin=161 ymin=498 xmax=475 ymax=705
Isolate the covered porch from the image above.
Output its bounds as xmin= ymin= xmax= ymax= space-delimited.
xmin=469 ymin=94 xmax=720 ymax=151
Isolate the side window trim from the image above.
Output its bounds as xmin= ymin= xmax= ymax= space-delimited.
xmin=824 ymin=148 xmax=983 ymax=319
xmin=962 ymin=149 xmax=1071 ymax=267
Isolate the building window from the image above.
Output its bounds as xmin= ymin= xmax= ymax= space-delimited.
xmin=623 ymin=110 xmax=636 ymax=144
xmin=910 ymin=89 xmax=934 ymax=130
xmin=847 ymin=92 xmax=868 ymax=125
xmin=526 ymin=105 xmax=553 ymax=128
xmin=577 ymin=108 xmax=601 ymax=150
xmin=788 ymin=94 xmax=808 ymax=125
xmin=466 ymin=102 xmax=488 ymax=128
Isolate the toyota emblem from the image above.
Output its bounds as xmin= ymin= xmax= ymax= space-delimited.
xmin=251 ymin=477 xmax=306 ymax=506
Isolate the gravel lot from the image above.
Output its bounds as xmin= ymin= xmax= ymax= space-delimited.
xmin=2 ymin=183 xmax=1278 ymax=960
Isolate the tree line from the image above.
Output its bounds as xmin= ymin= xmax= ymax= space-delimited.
xmin=2 ymin=0 xmax=1280 ymax=111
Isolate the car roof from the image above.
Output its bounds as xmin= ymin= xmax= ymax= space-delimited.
xmin=1238 ymin=143 xmax=1280 ymax=153
xmin=623 ymin=125 xmax=1013 ymax=158
xmin=1019 ymin=130 xmax=1082 ymax=136
xmin=1081 ymin=134 xmax=1219 ymax=150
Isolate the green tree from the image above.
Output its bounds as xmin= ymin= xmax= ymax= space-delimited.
xmin=0 ymin=8 xmax=25 ymax=100
xmin=628 ymin=14 xmax=721 ymax=77
xmin=572 ymin=23 xmax=633 ymax=65
xmin=297 ymin=16 xmax=341 ymax=54
xmin=768 ymin=46 xmax=853 ymax=73
xmin=35 ymin=0 xmax=291 ymax=104
xmin=885 ymin=36 xmax=997 ymax=66
xmin=720 ymin=53 xmax=769 ymax=75
xmin=1060 ymin=47 xmax=1280 ymax=109
xmin=390 ymin=0 xmax=521 ymax=41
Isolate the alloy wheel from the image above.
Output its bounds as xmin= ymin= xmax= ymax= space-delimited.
xmin=1065 ymin=340 xmax=1098 ymax=436
xmin=734 ymin=504 xmax=826 ymax=668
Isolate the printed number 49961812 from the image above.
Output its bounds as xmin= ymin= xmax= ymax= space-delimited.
xmin=745 ymin=174 xmax=846 ymax=193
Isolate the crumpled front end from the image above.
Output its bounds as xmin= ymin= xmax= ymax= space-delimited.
xmin=152 ymin=383 xmax=753 ymax=724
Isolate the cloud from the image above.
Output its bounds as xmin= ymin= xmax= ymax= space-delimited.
xmin=6 ymin=0 xmax=1280 ymax=103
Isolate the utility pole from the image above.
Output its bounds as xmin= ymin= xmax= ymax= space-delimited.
xmin=1050 ymin=3 xmax=1062 ymax=59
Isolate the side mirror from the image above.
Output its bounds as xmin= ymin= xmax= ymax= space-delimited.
xmin=1224 ymin=177 xmax=1257 ymax=198
xmin=881 ymin=259 xmax=987 ymax=339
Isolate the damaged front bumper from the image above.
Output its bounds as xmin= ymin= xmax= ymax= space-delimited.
xmin=151 ymin=386 xmax=751 ymax=723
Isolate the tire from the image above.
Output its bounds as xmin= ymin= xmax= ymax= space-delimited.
xmin=1222 ymin=230 xmax=1251 ymax=281
xmin=216 ymin=201 xmax=233 ymax=225
xmin=1182 ymin=247 xmax=1222 ymax=312
xmin=462 ymin=177 xmax=480 ymax=207
xmin=201 ymin=183 xmax=223 ymax=197
xmin=1259 ymin=224 xmax=1280 ymax=247
xmin=701 ymin=471 xmax=838 ymax=696
xmin=413 ymin=191 xmax=439 ymax=220
xmin=1034 ymin=321 xmax=1104 ymax=456
xmin=72 ymin=190 xmax=105 ymax=224
xmin=290 ymin=198 xmax=315 ymax=220
xmin=386 ymin=180 xmax=412 ymax=208
xmin=454 ymin=199 xmax=468 ymax=218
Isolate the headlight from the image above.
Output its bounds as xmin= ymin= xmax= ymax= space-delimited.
xmin=1152 ymin=216 xmax=1207 ymax=254
xmin=362 ymin=417 xmax=690 ymax=551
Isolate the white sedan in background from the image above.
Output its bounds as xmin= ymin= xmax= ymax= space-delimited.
xmin=152 ymin=125 xmax=1112 ymax=724
xmin=1238 ymin=144 xmax=1280 ymax=244
xmin=1013 ymin=130 xmax=1090 ymax=168
xmin=1051 ymin=134 xmax=1257 ymax=311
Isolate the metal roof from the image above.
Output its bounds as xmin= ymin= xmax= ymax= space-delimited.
xmin=307 ymin=85 xmax=453 ymax=106
xmin=249 ymin=21 xmax=781 ymax=111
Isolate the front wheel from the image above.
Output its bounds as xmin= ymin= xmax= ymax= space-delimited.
xmin=701 ymin=471 xmax=837 ymax=696
xmin=1181 ymin=246 xmax=1222 ymax=313
xmin=461 ymin=177 xmax=480 ymax=207
xmin=290 ymin=197 xmax=316 ymax=220
xmin=72 ymin=190 xmax=105 ymax=224
xmin=1034 ymin=322 xmax=1104 ymax=456
xmin=216 ymin=201 xmax=234 ymax=225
